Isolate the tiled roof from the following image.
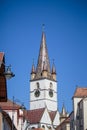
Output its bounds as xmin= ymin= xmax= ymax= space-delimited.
xmin=24 ymin=108 xmax=45 ymax=124
xmin=0 ymin=52 xmax=4 ymax=62
xmin=49 ymin=111 xmax=57 ymax=121
xmin=73 ymin=87 xmax=87 ymax=98
xmin=0 ymin=99 xmax=21 ymax=110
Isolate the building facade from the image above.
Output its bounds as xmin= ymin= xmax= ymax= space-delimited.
xmin=70 ymin=87 xmax=87 ymax=130
xmin=0 ymin=99 xmax=24 ymax=130
xmin=0 ymin=107 xmax=17 ymax=130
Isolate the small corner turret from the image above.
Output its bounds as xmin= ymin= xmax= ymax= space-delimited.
xmin=30 ymin=61 xmax=36 ymax=80
xmin=51 ymin=60 xmax=56 ymax=81
xmin=60 ymin=104 xmax=69 ymax=123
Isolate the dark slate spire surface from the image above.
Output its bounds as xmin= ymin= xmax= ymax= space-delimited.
xmin=35 ymin=32 xmax=51 ymax=79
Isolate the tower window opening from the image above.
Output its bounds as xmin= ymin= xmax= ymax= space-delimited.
xmin=36 ymin=82 xmax=40 ymax=89
xmin=50 ymin=82 xmax=53 ymax=89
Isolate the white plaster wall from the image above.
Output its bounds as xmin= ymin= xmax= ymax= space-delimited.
xmin=6 ymin=110 xmax=23 ymax=130
xmin=30 ymin=79 xmax=57 ymax=91
xmin=83 ymin=98 xmax=87 ymax=130
xmin=53 ymin=111 xmax=60 ymax=126
xmin=30 ymin=90 xmax=57 ymax=101
xmin=40 ymin=109 xmax=51 ymax=124
xmin=30 ymin=100 xmax=57 ymax=111
xmin=73 ymin=98 xmax=82 ymax=120
xmin=66 ymin=124 xmax=70 ymax=130
xmin=73 ymin=97 xmax=82 ymax=130
xmin=7 ymin=110 xmax=17 ymax=127
xmin=30 ymin=79 xmax=58 ymax=111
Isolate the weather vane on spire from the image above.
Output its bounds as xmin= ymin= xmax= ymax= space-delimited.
xmin=42 ymin=24 xmax=45 ymax=32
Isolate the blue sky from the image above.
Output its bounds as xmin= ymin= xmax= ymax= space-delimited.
xmin=0 ymin=0 xmax=87 ymax=112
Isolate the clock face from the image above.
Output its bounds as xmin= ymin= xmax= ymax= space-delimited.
xmin=49 ymin=89 xmax=53 ymax=97
xmin=34 ymin=89 xmax=40 ymax=97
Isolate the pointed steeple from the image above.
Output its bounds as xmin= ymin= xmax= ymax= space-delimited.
xmin=60 ymin=104 xmax=68 ymax=123
xmin=52 ymin=60 xmax=56 ymax=74
xmin=61 ymin=104 xmax=66 ymax=116
xmin=31 ymin=60 xmax=36 ymax=80
xmin=35 ymin=30 xmax=51 ymax=79
xmin=51 ymin=60 xmax=56 ymax=80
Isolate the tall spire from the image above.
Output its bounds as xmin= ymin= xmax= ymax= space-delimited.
xmin=35 ymin=28 xmax=51 ymax=79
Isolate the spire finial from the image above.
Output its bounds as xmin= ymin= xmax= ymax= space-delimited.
xmin=42 ymin=24 xmax=45 ymax=32
xmin=31 ymin=58 xmax=36 ymax=74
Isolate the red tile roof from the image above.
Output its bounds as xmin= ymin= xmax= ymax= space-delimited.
xmin=73 ymin=87 xmax=87 ymax=98
xmin=0 ymin=52 xmax=4 ymax=62
xmin=0 ymin=99 xmax=21 ymax=110
xmin=49 ymin=111 xmax=57 ymax=121
xmin=24 ymin=108 xmax=45 ymax=124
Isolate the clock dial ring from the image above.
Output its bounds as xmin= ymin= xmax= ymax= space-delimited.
xmin=34 ymin=89 xmax=40 ymax=97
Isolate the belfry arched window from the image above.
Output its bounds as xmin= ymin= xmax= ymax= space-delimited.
xmin=49 ymin=82 xmax=53 ymax=97
xmin=34 ymin=82 xmax=40 ymax=97
xmin=36 ymin=82 xmax=40 ymax=89
xmin=50 ymin=82 xmax=53 ymax=89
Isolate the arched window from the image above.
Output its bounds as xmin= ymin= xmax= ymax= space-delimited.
xmin=36 ymin=82 xmax=40 ymax=89
xmin=50 ymin=82 xmax=53 ymax=89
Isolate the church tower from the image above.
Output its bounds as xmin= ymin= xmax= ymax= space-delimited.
xmin=30 ymin=30 xmax=58 ymax=111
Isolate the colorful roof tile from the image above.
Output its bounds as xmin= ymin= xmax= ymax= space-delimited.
xmin=49 ymin=111 xmax=57 ymax=121
xmin=73 ymin=87 xmax=87 ymax=98
xmin=0 ymin=99 xmax=21 ymax=110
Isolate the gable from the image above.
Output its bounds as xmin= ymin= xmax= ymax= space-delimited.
xmin=53 ymin=111 xmax=60 ymax=126
xmin=40 ymin=108 xmax=52 ymax=125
